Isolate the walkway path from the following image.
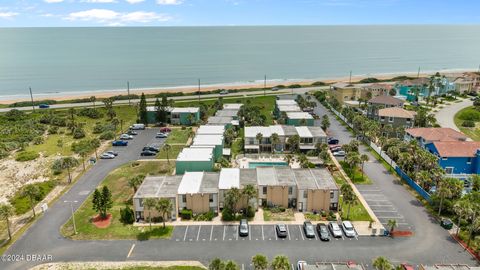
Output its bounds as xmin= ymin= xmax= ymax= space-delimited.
xmin=434 ymin=99 xmax=472 ymax=134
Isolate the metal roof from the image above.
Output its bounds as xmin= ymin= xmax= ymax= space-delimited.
xmin=307 ymin=126 xmax=327 ymax=138
xmin=200 ymin=172 xmax=220 ymax=193
xmin=134 ymin=176 xmax=182 ymax=199
xmin=207 ymin=116 xmax=234 ymax=125
xmin=176 ymin=147 xmax=213 ymax=162
xmin=177 ymin=172 xmax=203 ymax=194
xmin=192 ymin=134 xmax=224 ymax=146
xmin=223 ymin=103 xmax=243 ymax=110
xmin=196 ymin=125 xmax=225 ymax=135
xmin=276 ymin=99 xmax=298 ymax=106
xmin=295 ymin=126 xmax=312 ymax=138
xmin=277 ymin=105 xmax=301 ymax=112
xmin=171 ymin=107 xmax=199 ymax=113
xmin=286 ymin=112 xmax=314 ymax=119
xmin=215 ymin=109 xmax=239 ymax=117
xmin=218 ymin=168 xmax=240 ymax=189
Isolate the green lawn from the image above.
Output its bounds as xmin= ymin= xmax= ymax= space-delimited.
xmin=339 ymin=161 xmax=373 ymax=185
xmin=454 ymin=106 xmax=480 ymax=141
xmin=458 ymin=229 xmax=480 ymax=254
xmin=263 ymin=208 xmax=295 ymax=221
xmin=61 ymin=160 xmax=174 ymax=240
xmin=332 ymin=171 xmax=373 ymax=222
xmin=9 ymin=180 xmax=57 ymax=215
xmin=157 ymin=145 xmax=185 ymax=160
xmin=0 ymin=220 xmax=7 ymax=246
xmin=165 ymin=128 xmax=193 ymax=145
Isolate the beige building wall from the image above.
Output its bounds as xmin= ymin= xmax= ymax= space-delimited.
xmin=267 ymin=186 xmax=289 ymax=207
xmin=186 ymin=194 xmax=210 ymax=214
xmin=307 ymin=189 xmax=331 ymax=212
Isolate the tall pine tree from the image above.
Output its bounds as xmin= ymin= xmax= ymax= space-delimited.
xmin=139 ymin=93 xmax=148 ymax=125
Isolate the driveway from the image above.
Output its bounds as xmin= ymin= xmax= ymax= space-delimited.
xmin=434 ymin=99 xmax=472 ymax=133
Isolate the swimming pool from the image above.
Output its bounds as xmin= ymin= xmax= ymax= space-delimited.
xmin=248 ymin=161 xmax=288 ymax=168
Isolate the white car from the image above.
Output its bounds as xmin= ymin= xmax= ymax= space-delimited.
xmin=342 ymin=221 xmax=356 ymax=238
xmin=156 ymin=132 xmax=168 ymax=138
xmin=100 ymin=153 xmax=115 ymax=159
xmin=297 ymin=261 xmax=307 ymax=270
xmin=119 ymin=134 xmax=133 ymax=140
xmin=333 ymin=150 xmax=346 ymax=156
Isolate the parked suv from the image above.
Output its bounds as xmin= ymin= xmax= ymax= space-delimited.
xmin=316 ymin=223 xmax=330 ymax=241
xmin=276 ymin=224 xmax=288 ymax=238
xmin=239 ymin=219 xmax=249 ymax=237
xmin=341 ymin=221 xmax=356 ymax=238
xmin=328 ymin=222 xmax=343 ymax=238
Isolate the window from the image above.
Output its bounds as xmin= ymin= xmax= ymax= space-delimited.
xmin=288 ymin=187 xmax=293 ymax=195
xmin=182 ymin=195 xmax=186 ymax=203
xmin=303 ymin=190 xmax=308 ymax=199
xmin=467 ymin=157 xmax=472 ymax=164
xmin=380 ymin=116 xmax=385 ymax=121
xmin=445 ymin=167 xmax=454 ymax=174
xmin=388 ymin=116 xmax=394 ymax=122
xmin=330 ymin=191 xmax=334 ymax=199
xmin=139 ymin=199 xmax=143 ymax=207
xmin=209 ymin=194 xmax=214 ymax=203
xmin=442 ymin=157 xmax=448 ymax=161
xmin=263 ymin=187 xmax=267 ymax=195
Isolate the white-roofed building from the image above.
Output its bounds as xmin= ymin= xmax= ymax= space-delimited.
xmin=275 ymin=99 xmax=301 ymax=118
xmin=244 ymin=125 xmax=327 ymax=153
xmin=223 ymin=103 xmax=243 ymax=110
xmin=192 ymin=134 xmax=224 ymax=160
xmin=196 ymin=125 xmax=225 ymax=135
xmin=175 ymin=147 xmax=214 ymax=175
xmin=177 ymin=172 xmax=219 ymax=214
xmin=286 ymin=112 xmax=314 ymax=126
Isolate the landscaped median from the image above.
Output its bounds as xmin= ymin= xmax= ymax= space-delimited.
xmin=31 ymin=261 xmax=206 ymax=270
xmin=61 ymin=160 xmax=175 ymax=240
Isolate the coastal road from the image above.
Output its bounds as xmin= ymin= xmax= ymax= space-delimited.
xmin=0 ymin=87 xmax=325 ymax=113
xmin=1 ymin=97 xmax=477 ymax=270
xmin=434 ymin=98 xmax=473 ymax=134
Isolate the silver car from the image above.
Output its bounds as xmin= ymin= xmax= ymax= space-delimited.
xmin=342 ymin=221 xmax=356 ymax=238
xmin=328 ymin=222 xmax=343 ymax=238
xmin=100 ymin=153 xmax=115 ymax=159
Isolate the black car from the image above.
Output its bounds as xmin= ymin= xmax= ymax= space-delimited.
xmin=276 ymin=224 xmax=288 ymax=238
xmin=316 ymin=223 xmax=330 ymax=241
xmin=303 ymin=221 xmax=316 ymax=238
xmin=140 ymin=150 xmax=157 ymax=156
xmin=143 ymin=146 xmax=160 ymax=153
xmin=239 ymin=219 xmax=249 ymax=237
xmin=328 ymin=137 xmax=339 ymax=145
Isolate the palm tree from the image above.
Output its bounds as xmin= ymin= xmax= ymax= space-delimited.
xmin=252 ymin=254 xmax=268 ymax=270
xmin=286 ymin=135 xmax=300 ymax=153
xmin=242 ymin=184 xmax=257 ymax=210
xmin=453 ymin=200 xmax=472 ymax=236
xmin=285 ymin=154 xmax=293 ymax=165
xmin=270 ymin=133 xmax=280 ymax=153
xmin=224 ymin=260 xmax=239 ymax=270
xmin=340 ymin=183 xmax=356 ymax=219
xmin=0 ymin=203 xmax=14 ymax=241
xmin=90 ymin=96 xmax=96 ymax=109
xmin=22 ymin=185 xmax=41 ymax=218
xmin=209 ymin=258 xmax=225 ymax=270
xmin=360 ymin=154 xmax=369 ymax=180
xmin=144 ymin=198 xmax=157 ymax=231
xmin=345 ymin=152 xmax=361 ymax=180
xmin=163 ymin=143 xmax=172 ymax=164
xmin=90 ymin=138 xmax=101 ymax=160
xmin=225 ymin=187 xmax=242 ymax=215
xmin=415 ymin=170 xmax=433 ymax=191
xmin=256 ymin=133 xmax=263 ymax=152
xmin=321 ymin=115 xmax=330 ymax=131
xmin=387 ymin=219 xmax=397 ymax=235
xmin=373 ymin=257 xmax=393 ymax=270
xmin=128 ymin=174 xmax=145 ymax=194
xmin=155 ymin=198 xmax=173 ymax=228
xmin=270 ymin=255 xmax=290 ymax=270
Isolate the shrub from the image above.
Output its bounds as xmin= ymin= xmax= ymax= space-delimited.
xmin=32 ymin=136 xmax=44 ymax=145
xmin=48 ymin=126 xmax=59 ymax=134
xmin=73 ymin=128 xmax=86 ymax=139
xmin=93 ymin=123 xmax=105 ymax=134
xmin=50 ymin=117 xmax=67 ymax=127
xmin=15 ymin=151 xmax=39 ymax=162
xmin=221 ymin=207 xmax=235 ymax=221
xmin=246 ymin=206 xmax=255 ymax=218
xmin=99 ymin=131 xmax=115 ymax=140
xmin=458 ymin=109 xmax=480 ymax=121
xmin=311 ymin=81 xmax=327 ymax=86
xmin=289 ymin=84 xmax=302 ymax=88
xmin=120 ymin=206 xmax=135 ymax=224
xmin=180 ymin=209 xmax=193 ymax=220
xmin=462 ymin=120 xmax=476 ymax=127
xmin=359 ymin=77 xmax=380 ymax=83
xmin=78 ymin=108 xmax=104 ymax=119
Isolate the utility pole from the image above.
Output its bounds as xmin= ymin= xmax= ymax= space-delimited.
xmin=349 ymin=71 xmax=352 ymax=84
xmin=417 ymin=67 xmax=421 ymax=78
xmin=198 ymin=79 xmax=201 ymax=104
xmin=29 ymin=87 xmax=35 ymax=112
xmin=127 ymin=81 xmax=131 ymax=106
xmin=64 ymin=200 xmax=78 ymax=235
xmin=264 ymin=74 xmax=267 ymax=96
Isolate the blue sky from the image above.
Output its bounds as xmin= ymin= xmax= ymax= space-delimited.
xmin=0 ymin=0 xmax=479 ymax=27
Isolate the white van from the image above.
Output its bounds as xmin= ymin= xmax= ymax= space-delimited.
xmin=130 ymin=123 xmax=146 ymax=130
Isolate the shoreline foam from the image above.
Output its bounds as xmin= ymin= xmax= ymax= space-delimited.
xmin=0 ymin=68 xmax=474 ymax=105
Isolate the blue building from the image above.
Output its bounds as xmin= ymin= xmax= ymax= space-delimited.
xmin=394 ymin=76 xmax=455 ymax=102
xmin=425 ymin=141 xmax=480 ymax=175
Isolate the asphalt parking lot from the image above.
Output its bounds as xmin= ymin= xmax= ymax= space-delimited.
xmin=170 ymin=225 xmax=361 ymax=243
xmin=108 ymin=128 xmax=166 ymax=160
xmin=356 ymin=186 xmax=412 ymax=231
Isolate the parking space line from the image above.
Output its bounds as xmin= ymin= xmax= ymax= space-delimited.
xmin=196 ymin=225 xmax=202 ymax=241
xmin=183 ymin=226 xmax=189 ymax=242
xmin=261 ymin=225 xmax=265 ymax=240
xmin=366 ymin=199 xmax=389 ymax=202
xmin=373 ymin=210 xmax=398 ymax=213
xmin=235 ymin=226 xmax=239 ymax=241
xmin=210 ymin=226 xmax=213 ymax=241
xmin=287 ymin=225 xmax=291 ymax=240
xmin=126 ymin=244 xmax=135 ymax=258
xmin=274 ymin=226 xmax=278 ymax=240
xmin=223 ymin=226 xmax=226 ymax=241
xmin=249 ymin=226 xmax=251 ymax=241
xmin=298 ymin=225 xmax=304 ymax=240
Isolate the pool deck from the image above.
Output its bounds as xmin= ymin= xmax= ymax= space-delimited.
xmin=237 ymin=156 xmax=301 ymax=169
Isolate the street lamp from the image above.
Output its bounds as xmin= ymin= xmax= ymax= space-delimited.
xmin=64 ymin=200 xmax=78 ymax=235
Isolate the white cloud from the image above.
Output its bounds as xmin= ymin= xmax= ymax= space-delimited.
xmin=0 ymin=12 xmax=18 ymax=19
xmin=157 ymin=0 xmax=183 ymax=5
xmin=125 ymin=0 xmax=145 ymax=3
xmin=66 ymin=9 xmax=172 ymax=24
xmin=44 ymin=0 xmax=64 ymax=3
xmin=81 ymin=0 xmax=118 ymax=3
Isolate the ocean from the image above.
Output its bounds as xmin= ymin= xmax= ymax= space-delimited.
xmin=0 ymin=25 xmax=479 ymax=100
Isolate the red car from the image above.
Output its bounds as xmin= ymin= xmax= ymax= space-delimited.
xmin=160 ymin=127 xmax=172 ymax=133
xmin=400 ymin=264 xmax=414 ymax=270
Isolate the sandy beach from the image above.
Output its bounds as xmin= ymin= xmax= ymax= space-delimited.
xmin=0 ymin=70 xmax=473 ymax=105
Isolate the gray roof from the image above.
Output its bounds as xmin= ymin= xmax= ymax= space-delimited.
xmin=274 ymin=167 xmax=297 ymax=186
xmin=281 ymin=125 xmax=298 ymax=136
xmin=134 ymin=176 xmax=182 ymax=199
xmin=207 ymin=116 xmax=233 ymax=125
xmin=256 ymin=167 xmax=296 ymax=186
xmin=307 ymin=126 xmax=327 ymax=137
xmin=215 ymin=109 xmax=239 ymax=118
xmin=239 ymin=168 xmax=258 ymax=187
xmin=294 ymin=168 xmax=338 ymax=190
xmin=200 ymin=172 xmax=220 ymax=194
xmin=276 ymin=94 xmax=298 ymax=100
